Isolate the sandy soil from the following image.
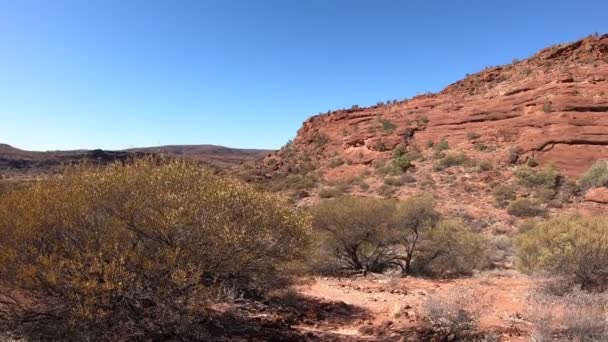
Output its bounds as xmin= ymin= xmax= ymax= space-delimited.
xmin=292 ymin=271 xmax=535 ymax=341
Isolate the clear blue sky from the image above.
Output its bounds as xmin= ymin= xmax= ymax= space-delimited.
xmin=1 ymin=0 xmax=606 ymax=151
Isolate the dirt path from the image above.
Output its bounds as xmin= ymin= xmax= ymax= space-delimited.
xmin=292 ymin=272 xmax=534 ymax=341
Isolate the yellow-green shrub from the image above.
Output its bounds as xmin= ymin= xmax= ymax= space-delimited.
xmin=414 ymin=220 xmax=487 ymax=276
xmin=0 ymin=158 xmax=311 ymax=339
xmin=515 ymin=215 xmax=608 ymax=291
xmin=580 ymin=160 xmax=608 ymax=190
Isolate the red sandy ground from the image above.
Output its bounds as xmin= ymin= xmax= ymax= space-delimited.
xmin=292 ymin=272 xmax=535 ymax=341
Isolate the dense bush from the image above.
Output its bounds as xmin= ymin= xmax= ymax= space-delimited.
xmin=414 ymin=220 xmax=487 ymax=276
xmin=507 ymin=198 xmax=545 ymax=217
xmin=515 ymin=215 xmax=608 ymax=291
xmin=515 ymin=166 xmax=558 ymax=189
xmin=0 ymin=158 xmax=311 ymax=340
xmin=579 ymin=160 xmax=608 ymax=190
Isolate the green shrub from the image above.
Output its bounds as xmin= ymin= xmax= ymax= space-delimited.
xmin=515 ymin=215 xmax=608 ymax=291
xmin=0 ymin=158 xmax=311 ymax=339
xmin=492 ymin=184 xmax=517 ymax=207
xmin=392 ymin=155 xmax=413 ymax=172
xmin=433 ymin=153 xmax=470 ymax=171
xmin=579 ymin=160 xmax=608 ymax=190
xmin=507 ymin=199 xmax=545 ymax=217
xmin=434 ymin=138 xmax=450 ymax=152
xmin=515 ymin=166 xmax=558 ymax=189
xmin=380 ymin=119 xmax=396 ymax=132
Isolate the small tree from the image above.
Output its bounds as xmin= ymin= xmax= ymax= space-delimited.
xmin=515 ymin=215 xmax=608 ymax=291
xmin=310 ymin=196 xmax=399 ymax=273
xmin=394 ymin=195 xmax=440 ymax=274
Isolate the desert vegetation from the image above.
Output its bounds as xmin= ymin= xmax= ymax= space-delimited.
xmin=580 ymin=159 xmax=608 ymax=190
xmin=0 ymin=158 xmax=311 ymax=340
xmin=515 ymin=214 xmax=608 ymax=291
xmin=308 ymin=195 xmax=487 ymax=277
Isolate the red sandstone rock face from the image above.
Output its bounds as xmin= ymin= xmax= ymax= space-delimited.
xmin=287 ymin=34 xmax=608 ymax=178
xmin=585 ymin=187 xmax=608 ymax=204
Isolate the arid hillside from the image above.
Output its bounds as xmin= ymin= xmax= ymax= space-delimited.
xmin=240 ymin=34 xmax=608 ymax=226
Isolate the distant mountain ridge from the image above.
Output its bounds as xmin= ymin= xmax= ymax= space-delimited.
xmin=0 ymin=144 xmax=272 ymax=178
xmin=127 ymin=145 xmax=272 ymax=168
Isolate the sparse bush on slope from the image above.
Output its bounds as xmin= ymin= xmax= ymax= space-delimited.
xmin=492 ymin=184 xmax=517 ymax=207
xmin=0 ymin=158 xmax=311 ymax=340
xmin=507 ymin=198 xmax=545 ymax=217
xmin=580 ymin=160 xmax=608 ymax=190
xmin=515 ymin=166 xmax=558 ymax=189
xmin=515 ymin=215 xmax=608 ymax=291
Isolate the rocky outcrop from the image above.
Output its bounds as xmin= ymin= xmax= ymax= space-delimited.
xmin=585 ymin=187 xmax=608 ymax=204
xmin=279 ymin=34 xmax=608 ymax=178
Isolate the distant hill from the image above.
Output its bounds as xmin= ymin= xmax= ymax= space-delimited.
xmin=0 ymin=144 xmax=272 ymax=179
xmin=127 ymin=145 xmax=272 ymax=169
